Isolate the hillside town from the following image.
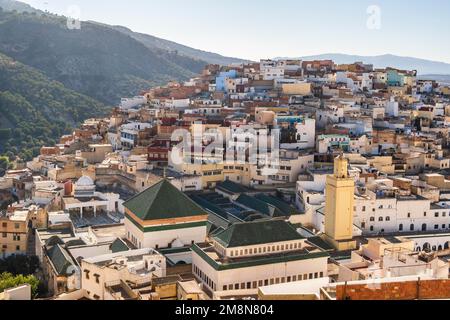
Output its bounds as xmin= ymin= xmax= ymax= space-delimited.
xmin=2 ymin=58 xmax=450 ymax=301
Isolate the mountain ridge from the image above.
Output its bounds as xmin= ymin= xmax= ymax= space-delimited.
xmin=92 ymin=22 xmax=249 ymax=66
xmin=0 ymin=9 xmax=206 ymax=105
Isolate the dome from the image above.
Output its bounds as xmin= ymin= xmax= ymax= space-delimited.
xmin=76 ymin=176 xmax=94 ymax=187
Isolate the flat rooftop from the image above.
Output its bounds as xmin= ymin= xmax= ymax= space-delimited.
xmin=91 ymin=225 xmax=126 ymax=240
xmin=193 ymin=243 xmax=329 ymax=271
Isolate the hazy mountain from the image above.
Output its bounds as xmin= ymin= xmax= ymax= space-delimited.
xmin=97 ymin=23 xmax=248 ymax=66
xmin=278 ymin=53 xmax=450 ymax=75
xmin=418 ymin=74 xmax=450 ymax=85
xmin=0 ymin=0 xmax=246 ymax=67
xmin=0 ymin=0 xmax=36 ymax=13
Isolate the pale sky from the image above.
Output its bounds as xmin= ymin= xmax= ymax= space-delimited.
xmin=19 ymin=0 xmax=450 ymax=63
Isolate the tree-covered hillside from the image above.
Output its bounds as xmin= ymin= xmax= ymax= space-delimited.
xmin=0 ymin=9 xmax=206 ymax=105
xmin=0 ymin=53 xmax=108 ymax=161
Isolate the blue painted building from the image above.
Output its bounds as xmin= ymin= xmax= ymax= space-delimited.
xmin=215 ymin=70 xmax=238 ymax=92
xmin=387 ymin=69 xmax=404 ymax=87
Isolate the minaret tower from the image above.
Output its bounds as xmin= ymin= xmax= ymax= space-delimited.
xmin=323 ymin=155 xmax=357 ymax=250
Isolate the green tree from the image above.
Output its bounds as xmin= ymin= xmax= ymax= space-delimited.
xmin=0 ymin=272 xmax=39 ymax=297
xmin=0 ymin=156 xmax=10 ymax=176
xmin=0 ymin=255 xmax=40 ymax=276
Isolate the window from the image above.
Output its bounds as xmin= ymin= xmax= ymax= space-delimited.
xmin=399 ymin=224 xmax=403 ymax=231
xmin=370 ymin=226 xmax=374 ymax=231
xmin=14 ymin=223 xmax=20 ymax=229
xmin=2 ymin=223 xmax=6 ymax=228
xmin=2 ymin=233 xmax=6 ymax=238
xmin=410 ymin=224 xmax=415 ymax=231
xmin=370 ymin=217 xmax=375 ymax=222
xmin=386 ymin=217 xmax=390 ymax=221
xmin=16 ymin=246 xmax=20 ymax=251
xmin=379 ymin=217 xmax=383 ymax=222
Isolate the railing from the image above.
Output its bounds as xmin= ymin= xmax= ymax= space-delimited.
xmin=105 ymin=280 xmax=121 ymax=288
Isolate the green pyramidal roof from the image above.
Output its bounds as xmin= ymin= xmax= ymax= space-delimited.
xmin=214 ymin=220 xmax=305 ymax=248
xmin=124 ymin=179 xmax=208 ymax=221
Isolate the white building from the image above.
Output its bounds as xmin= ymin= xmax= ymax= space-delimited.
xmin=260 ymin=59 xmax=285 ymax=80
xmin=123 ymin=179 xmax=209 ymax=250
xmin=81 ymin=248 xmax=166 ymax=300
xmin=120 ymin=96 xmax=147 ymax=110
xmin=354 ymin=186 xmax=450 ymax=236
xmin=279 ymin=118 xmax=316 ymax=150
xmin=63 ymin=176 xmax=124 ymax=219
xmin=192 ymin=220 xmax=329 ymax=297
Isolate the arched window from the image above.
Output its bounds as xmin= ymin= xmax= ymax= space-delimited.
xmin=399 ymin=224 xmax=403 ymax=231
xmin=422 ymin=224 xmax=427 ymax=231
xmin=386 ymin=216 xmax=390 ymax=221
xmin=410 ymin=224 xmax=415 ymax=231
xmin=378 ymin=217 xmax=383 ymax=222
xmin=370 ymin=217 xmax=375 ymax=222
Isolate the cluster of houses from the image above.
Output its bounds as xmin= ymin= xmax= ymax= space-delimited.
xmin=1 ymin=58 xmax=450 ymax=300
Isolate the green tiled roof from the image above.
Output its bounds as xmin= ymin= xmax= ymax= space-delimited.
xmin=47 ymin=244 xmax=76 ymax=276
xmin=213 ymin=220 xmax=305 ymax=248
xmin=307 ymin=236 xmax=335 ymax=251
xmin=192 ymin=244 xmax=329 ymax=271
xmin=236 ymin=194 xmax=285 ymax=217
xmin=254 ymin=194 xmax=299 ymax=215
xmin=216 ymin=180 xmax=250 ymax=194
xmin=123 ymin=179 xmax=208 ymax=221
xmin=110 ymin=238 xmax=130 ymax=253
